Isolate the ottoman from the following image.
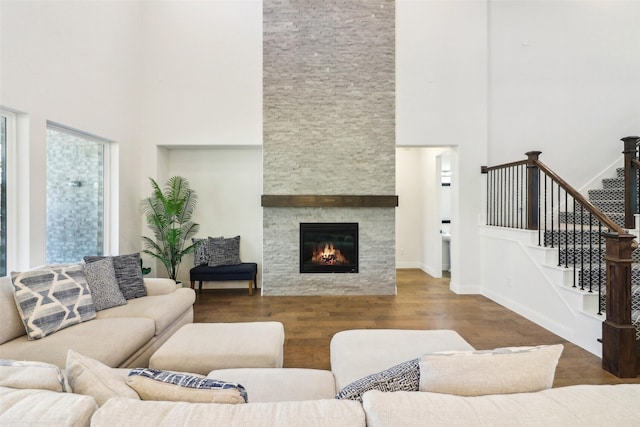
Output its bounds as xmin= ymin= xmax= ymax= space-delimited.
xmin=330 ymin=329 xmax=475 ymax=389
xmin=149 ymin=322 xmax=285 ymax=375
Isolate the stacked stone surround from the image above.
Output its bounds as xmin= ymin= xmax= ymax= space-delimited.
xmin=262 ymin=0 xmax=396 ymax=295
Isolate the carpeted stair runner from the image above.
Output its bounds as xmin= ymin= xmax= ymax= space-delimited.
xmin=547 ymin=167 xmax=640 ymax=340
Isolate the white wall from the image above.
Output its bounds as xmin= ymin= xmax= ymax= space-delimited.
xmin=138 ymin=1 xmax=262 ymax=148
xmin=0 ymin=0 xmax=144 ymax=268
xmin=396 ymin=148 xmax=423 ymax=269
xmin=397 ymin=0 xmax=488 ymax=293
xmin=489 ymin=0 xmax=640 ymax=188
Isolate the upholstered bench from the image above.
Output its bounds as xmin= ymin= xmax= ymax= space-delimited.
xmin=190 ymin=262 xmax=258 ymax=296
xmin=149 ymin=322 xmax=285 ymax=375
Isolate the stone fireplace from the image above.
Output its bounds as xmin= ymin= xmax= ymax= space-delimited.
xmin=262 ymin=0 xmax=396 ymax=295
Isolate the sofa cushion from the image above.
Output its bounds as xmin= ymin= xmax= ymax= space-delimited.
xmin=0 ymin=386 xmax=97 ymax=427
xmin=95 ymin=288 xmax=195 ymax=335
xmin=0 ymin=317 xmax=155 ymax=368
xmin=127 ymin=368 xmax=247 ymax=404
xmin=65 ymin=350 xmax=140 ymax=406
xmin=207 ymin=368 xmax=337 ymax=403
xmin=0 ymin=359 xmax=69 ymax=392
xmin=92 ymin=397 xmax=366 ymax=427
xmin=361 ymin=385 xmax=640 ymax=427
xmin=207 ymin=236 xmax=241 ymax=267
xmin=84 ymin=253 xmax=146 ymax=300
xmin=11 ymin=264 xmax=96 ymax=340
xmin=0 ymin=276 xmax=27 ymax=344
xmin=83 ymin=258 xmax=126 ymax=311
xmin=330 ymin=329 xmax=475 ymax=390
xmin=419 ymin=344 xmax=563 ymax=396
xmin=336 ymin=358 xmax=419 ymax=402
xmin=143 ymin=278 xmax=179 ymax=296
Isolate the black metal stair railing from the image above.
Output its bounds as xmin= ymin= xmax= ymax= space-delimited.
xmin=482 ymin=153 xmax=620 ymax=307
xmin=482 ymin=145 xmax=639 ymax=378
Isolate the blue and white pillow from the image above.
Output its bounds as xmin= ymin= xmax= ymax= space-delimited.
xmin=11 ymin=264 xmax=96 ymax=340
xmin=192 ymin=236 xmax=223 ymax=266
xmin=127 ymin=368 xmax=248 ymax=404
xmin=335 ymin=358 xmax=420 ymax=402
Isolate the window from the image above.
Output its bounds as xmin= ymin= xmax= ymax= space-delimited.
xmin=0 ymin=114 xmax=8 ymax=275
xmin=46 ymin=124 xmax=111 ymax=264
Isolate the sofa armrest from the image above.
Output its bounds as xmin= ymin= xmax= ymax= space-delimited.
xmin=143 ymin=278 xmax=179 ymax=296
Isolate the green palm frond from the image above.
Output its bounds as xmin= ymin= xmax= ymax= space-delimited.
xmin=140 ymin=176 xmax=201 ymax=281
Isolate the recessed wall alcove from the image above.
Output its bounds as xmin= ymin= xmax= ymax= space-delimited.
xmin=155 ymin=145 xmax=263 ymax=287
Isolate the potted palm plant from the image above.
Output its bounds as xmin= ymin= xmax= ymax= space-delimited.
xmin=139 ymin=176 xmax=201 ymax=282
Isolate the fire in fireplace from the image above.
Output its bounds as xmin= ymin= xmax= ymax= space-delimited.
xmin=300 ymin=223 xmax=358 ymax=273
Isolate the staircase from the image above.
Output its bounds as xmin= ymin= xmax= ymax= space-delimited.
xmin=544 ymin=167 xmax=640 ymax=341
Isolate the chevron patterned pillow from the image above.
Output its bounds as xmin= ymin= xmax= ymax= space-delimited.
xmin=11 ymin=264 xmax=96 ymax=340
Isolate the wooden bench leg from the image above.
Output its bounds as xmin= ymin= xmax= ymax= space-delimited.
xmin=248 ymin=280 xmax=253 ymax=296
xmin=190 ymin=280 xmax=195 ymax=289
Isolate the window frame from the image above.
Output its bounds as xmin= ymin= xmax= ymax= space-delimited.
xmin=46 ymin=122 xmax=114 ymax=261
xmin=0 ymin=109 xmax=17 ymax=275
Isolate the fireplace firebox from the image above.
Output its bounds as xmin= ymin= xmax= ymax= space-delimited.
xmin=300 ymin=223 xmax=358 ymax=273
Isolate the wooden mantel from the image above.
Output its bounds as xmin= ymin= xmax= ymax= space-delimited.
xmin=261 ymin=195 xmax=399 ymax=208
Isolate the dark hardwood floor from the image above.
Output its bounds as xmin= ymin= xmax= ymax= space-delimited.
xmin=193 ymin=268 xmax=640 ymax=387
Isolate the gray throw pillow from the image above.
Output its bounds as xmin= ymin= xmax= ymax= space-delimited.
xmin=207 ymin=236 xmax=241 ymax=267
xmin=83 ymin=258 xmax=126 ymax=311
xmin=84 ymin=253 xmax=146 ymax=300
xmin=335 ymin=358 xmax=420 ymax=402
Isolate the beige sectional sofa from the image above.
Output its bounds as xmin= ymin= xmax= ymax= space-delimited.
xmin=0 ymin=275 xmax=195 ymax=368
xmin=2 ymin=326 xmax=640 ymax=426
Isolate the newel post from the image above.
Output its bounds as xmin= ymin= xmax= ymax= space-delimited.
xmin=621 ymin=136 xmax=640 ymax=229
xmin=526 ymin=151 xmax=542 ymax=230
xmin=601 ymin=232 xmax=638 ymax=377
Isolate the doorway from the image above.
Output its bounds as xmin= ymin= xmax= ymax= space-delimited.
xmin=396 ymin=146 xmax=455 ymax=279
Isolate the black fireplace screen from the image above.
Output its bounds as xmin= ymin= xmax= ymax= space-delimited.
xmin=300 ymin=223 xmax=358 ymax=273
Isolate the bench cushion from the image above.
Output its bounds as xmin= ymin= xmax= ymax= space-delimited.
xmin=190 ymin=263 xmax=257 ymax=282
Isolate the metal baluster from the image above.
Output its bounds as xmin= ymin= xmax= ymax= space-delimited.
xmin=550 ymin=177 xmax=554 ymax=248
xmin=557 ymin=182 xmax=561 ymax=267
xmin=580 ymin=205 xmax=585 ymax=291
xmin=508 ymin=166 xmax=512 ymax=227
xmin=589 ymin=212 xmax=599 ymax=293
xmin=500 ymin=168 xmax=504 ymax=227
xmin=565 ymin=189 xmax=569 ymax=268
xmin=572 ymin=197 xmax=578 ymax=288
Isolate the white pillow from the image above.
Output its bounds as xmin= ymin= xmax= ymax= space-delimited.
xmin=65 ymin=350 xmax=140 ymax=406
xmin=419 ymin=344 xmax=563 ymax=396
